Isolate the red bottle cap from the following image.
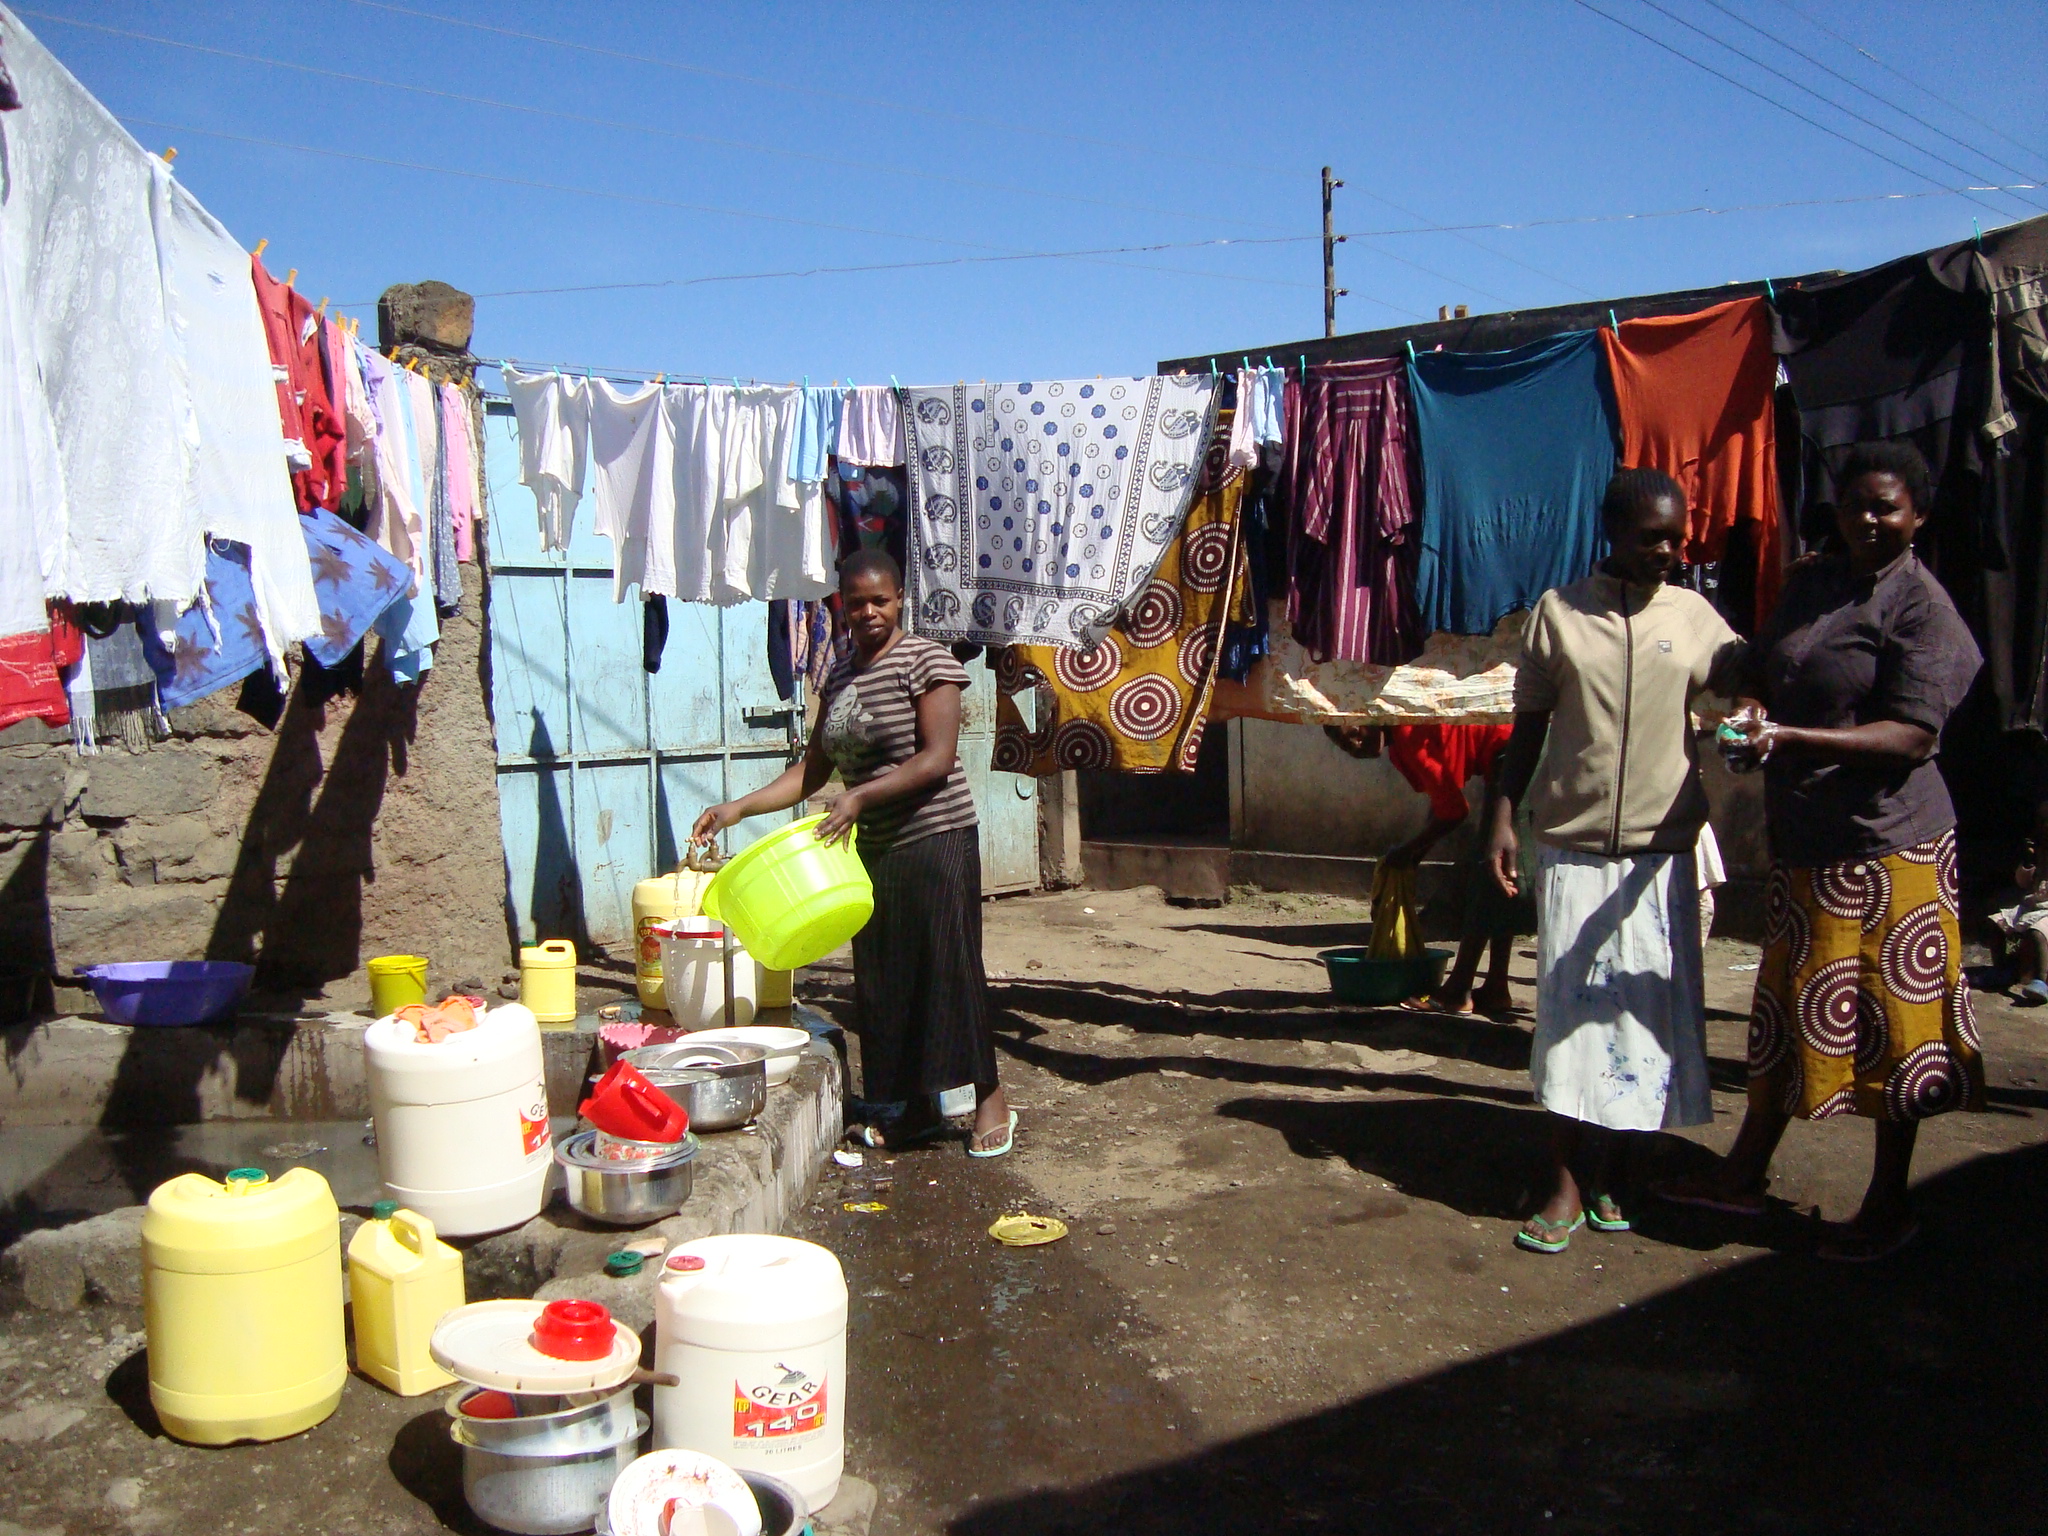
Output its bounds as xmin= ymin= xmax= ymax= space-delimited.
xmin=665 ymin=1253 xmax=706 ymax=1272
xmin=529 ymin=1299 xmax=614 ymax=1361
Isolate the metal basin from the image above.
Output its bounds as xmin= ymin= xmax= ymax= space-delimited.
xmin=447 ymin=1384 xmax=639 ymax=1457
xmin=452 ymin=1406 xmax=647 ymax=1536
xmin=557 ymin=1130 xmax=698 ymax=1226
xmin=624 ymin=1043 xmax=768 ymax=1132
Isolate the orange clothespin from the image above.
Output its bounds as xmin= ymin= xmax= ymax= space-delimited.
xmin=316 ymin=297 xmax=329 ymax=317
xmin=252 ymin=238 xmax=268 ymax=259
xmin=285 ymin=268 xmax=298 ymax=287
xmin=160 ymin=147 xmax=177 ymax=163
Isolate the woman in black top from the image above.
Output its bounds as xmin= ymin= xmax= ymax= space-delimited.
xmin=1658 ymin=443 xmax=1984 ymax=1260
xmin=694 ymin=549 xmax=1014 ymax=1156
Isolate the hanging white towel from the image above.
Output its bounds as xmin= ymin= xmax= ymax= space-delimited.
xmin=0 ymin=14 xmax=203 ymax=608
xmin=150 ymin=164 xmax=320 ymax=674
xmin=504 ymin=365 xmax=590 ymax=552
xmin=0 ymin=181 xmax=60 ymax=640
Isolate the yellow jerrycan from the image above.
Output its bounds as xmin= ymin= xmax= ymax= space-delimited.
xmin=347 ymin=1201 xmax=466 ymax=1396
xmin=143 ymin=1166 xmax=345 ymax=1444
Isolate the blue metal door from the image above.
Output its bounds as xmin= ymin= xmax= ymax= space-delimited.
xmin=481 ymin=401 xmax=1041 ymax=944
xmin=481 ymin=401 xmax=797 ymax=951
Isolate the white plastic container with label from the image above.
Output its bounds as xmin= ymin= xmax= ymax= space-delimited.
xmin=654 ymin=921 xmax=759 ymax=1029
xmin=652 ymin=1234 xmax=847 ymax=1511
xmin=364 ymin=1001 xmax=551 ymax=1238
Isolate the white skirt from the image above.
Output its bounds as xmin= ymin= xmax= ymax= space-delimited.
xmin=1531 ymin=845 xmax=1712 ymax=1132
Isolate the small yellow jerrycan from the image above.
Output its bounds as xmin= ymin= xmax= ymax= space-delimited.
xmin=347 ymin=1201 xmax=465 ymax=1395
xmin=519 ymin=939 xmax=579 ymax=1027
xmin=143 ymin=1166 xmax=345 ymax=1445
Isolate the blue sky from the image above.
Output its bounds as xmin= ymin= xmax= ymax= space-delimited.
xmin=18 ymin=0 xmax=2048 ymax=383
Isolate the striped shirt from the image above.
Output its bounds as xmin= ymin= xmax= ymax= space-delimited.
xmin=820 ymin=635 xmax=978 ymax=851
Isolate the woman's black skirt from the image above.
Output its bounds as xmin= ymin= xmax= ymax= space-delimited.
xmin=850 ymin=826 xmax=998 ymax=1102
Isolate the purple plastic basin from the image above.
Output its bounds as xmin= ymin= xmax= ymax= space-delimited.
xmin=80 ymin=962 xmax=253 ymax=1027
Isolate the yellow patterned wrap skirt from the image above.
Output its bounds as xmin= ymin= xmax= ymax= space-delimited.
xmin=1748 ymin=830 xmax=1985 ymax=1122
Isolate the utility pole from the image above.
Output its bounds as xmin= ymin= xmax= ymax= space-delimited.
xmin=1322 ymin=166 xmax=1347 ymax=338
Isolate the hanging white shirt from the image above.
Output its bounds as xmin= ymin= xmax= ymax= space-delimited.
xmin=504 ymin=366 xmax=590 ymax=552
xmin=150 ymin=164 xmax=321 ymax=672
xmin=586 ymin=378 xmax=674 ymax=601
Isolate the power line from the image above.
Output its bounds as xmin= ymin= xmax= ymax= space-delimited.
xmin=1568 ymin=0 xmax=2017 ymax=219
xmin=340 ymin=0 xmax=1294 ymax=178
xmin=22 ymin=9 xmax=1294 ymax=236
xmin=1628 ymin=0 xmax=2045 ymax=216
xmin=335 ymin=0 xmax=1565 ymax=305
xmin=1773 ymin=0 xmax=2048 ymax=176
xmin=316 ymin=185 xmax=2039 ymax=312
xmin=1695 ymin=0 xmax=2046 ymax=190
xmin=121 ymin=117 xmax=1375 ymax=305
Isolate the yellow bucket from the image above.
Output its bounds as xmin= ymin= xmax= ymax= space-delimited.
xmin=367 ymin=955 xmax=428 ymax=1018
xmin=519 ymin=939 xmax=578 ymax=1026
xmin=701 ymin=814 xmax=874 ymax=972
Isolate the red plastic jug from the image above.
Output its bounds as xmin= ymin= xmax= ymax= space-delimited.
xmin=579 ymin=1060 xmax=689 ymax=1142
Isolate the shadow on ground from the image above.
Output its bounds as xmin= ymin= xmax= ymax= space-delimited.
xmin=951 ymin=1138 xmax=2048 ymax=1536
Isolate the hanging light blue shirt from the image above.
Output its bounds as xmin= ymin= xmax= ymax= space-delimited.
xmin=1408 ymin=331 xmax=1618 ymax=636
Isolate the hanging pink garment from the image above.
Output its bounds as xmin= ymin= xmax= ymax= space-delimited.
xmin=439 ymin=383 xmax=477 ymax=561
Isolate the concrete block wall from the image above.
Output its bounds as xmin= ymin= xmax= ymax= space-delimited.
xmin=0 ymin=564 xmax=509 ymax=1020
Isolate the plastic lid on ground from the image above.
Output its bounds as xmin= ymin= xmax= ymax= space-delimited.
xmin=429 ymin=1299 xmax=642 ymax=1393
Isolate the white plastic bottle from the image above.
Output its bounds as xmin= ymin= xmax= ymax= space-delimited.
xmin=653 ymin=1235 xmax=848 ymax=1511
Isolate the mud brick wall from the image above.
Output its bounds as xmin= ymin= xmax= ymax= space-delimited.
xmin=0 ymin=564 xmax=507 ymax=1020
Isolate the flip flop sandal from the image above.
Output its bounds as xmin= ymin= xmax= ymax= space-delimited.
xmin=844 ymin=1119 xmax=946 ymax=1151
xmin=1513 ymin=1210 xmax=1586 ymax=1254
xmin=2017 ymin=979 xmax=2048 ymax=1007
xmin=1585 ymin=1194 xmax=1631 ymax=1232
xmin=966 ymin=1109 xmax=1019 ymax=1159
xmin=1650 ymin=1182 xmax=1768 ymax=1217
xmin=1816 ymin=1219 xmax=1921 ymax=1263
xmin=1399 ymin=997 xmax=1473 ymax=1015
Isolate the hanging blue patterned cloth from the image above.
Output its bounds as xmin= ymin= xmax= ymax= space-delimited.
xmin=140 ymin=539 xmax=270 ymax=710
xmin=300 ymin=507 xmax=413 ymax=668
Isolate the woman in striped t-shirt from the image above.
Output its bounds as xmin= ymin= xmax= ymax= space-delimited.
xmin=693 ymin=549 xmax=1016 ymax=1157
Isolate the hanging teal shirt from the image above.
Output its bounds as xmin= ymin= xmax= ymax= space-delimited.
xmin=1409 ymin=331 xmax=1618 ymax=636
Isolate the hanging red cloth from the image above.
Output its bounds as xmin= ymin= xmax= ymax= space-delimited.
xmin=250 ymin=257 xmax=345 ymax=512
xmin=1386 ymin=723 xmax=1514 ymax=822
xmin=0 ymin=605 xmax=83 ymax=731
xmin=1600 ymin=297 xmax=1781 ymax=625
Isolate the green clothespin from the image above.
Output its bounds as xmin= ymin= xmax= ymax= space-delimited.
xmin=1299 ymin=355 xmax=1307 ymax=380
xmin=1608 ymin=309 xmax=1620 ymax=334
xmin=1405 ymin=339 xmax=1416 ymax=362
xmin=1764 ymin=277 xmax=1775 ymax=303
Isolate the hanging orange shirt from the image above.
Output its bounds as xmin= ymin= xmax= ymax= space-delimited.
xmin=1600 ymin=298 xmax=1780 ymax=624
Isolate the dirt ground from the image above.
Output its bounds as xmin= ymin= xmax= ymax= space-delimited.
xmin=3 ymin=883 xmax=2044 ymax=1534
xmin=793 ymin=884 xmax=2048 ymax=1536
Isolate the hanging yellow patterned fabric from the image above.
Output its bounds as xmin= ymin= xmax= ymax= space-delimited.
xmin=991 ymin=409 xmax=1252 ymax=774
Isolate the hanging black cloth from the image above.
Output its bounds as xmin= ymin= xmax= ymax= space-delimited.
xmin=767 ymin=600 xmax=794 ymax=701
xmin=642 ymin=595 xmax=669 ymax=674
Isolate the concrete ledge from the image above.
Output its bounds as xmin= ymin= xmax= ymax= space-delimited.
xmin=0 ymin=1012 xmax=751 ymax=1128
xmin=0 ymin=1007 xmax=847 ymax=1312
xmin=468 ymin=1027 xmax=846 ymax=1331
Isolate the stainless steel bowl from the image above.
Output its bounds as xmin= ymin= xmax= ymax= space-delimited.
xmin=556 ymin=1130 xmax=698 ymax=1226
xmin=624 ymin=1042 xmax=769 ymax=1132
xmin=452 ymin=1406 xmax=646 ymax=1536
xmin=447 ymin=1384 xmax=639 ymax=1456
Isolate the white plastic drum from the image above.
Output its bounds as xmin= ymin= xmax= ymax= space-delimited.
xmin=364 ymin=1002 xmax=551 ymax=1237
xmin=652 ymin=1235 xmax=847 ymax=1511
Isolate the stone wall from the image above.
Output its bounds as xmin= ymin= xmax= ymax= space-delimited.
xmin=0 ymin=564 xmax=507 ymax=1020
